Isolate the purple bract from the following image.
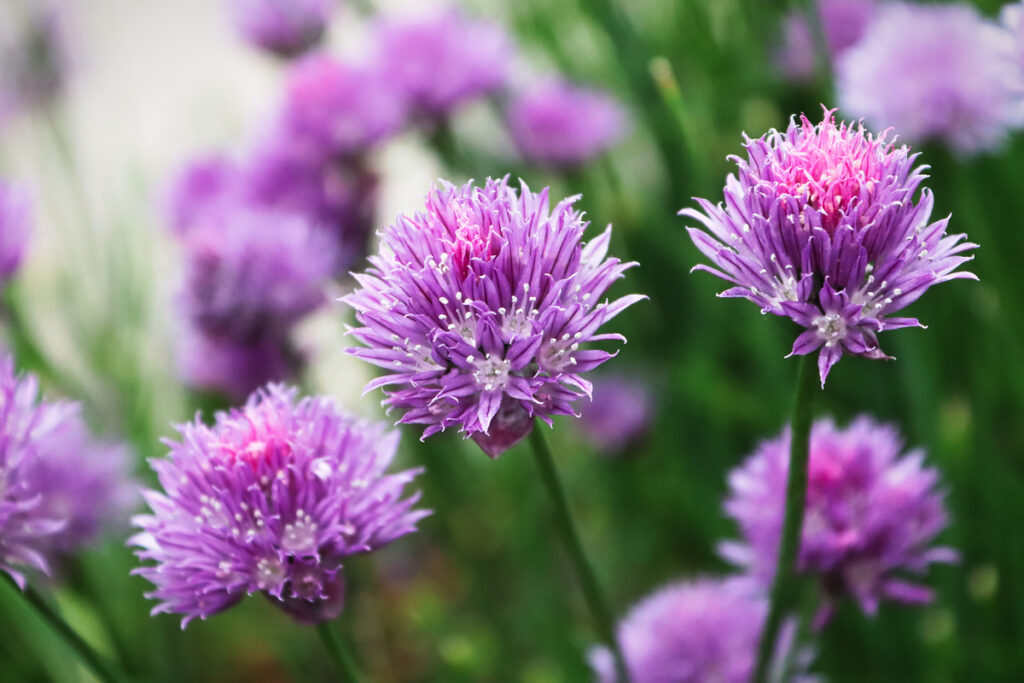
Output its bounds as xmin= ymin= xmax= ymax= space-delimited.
xmin=344 ymin=177 xmax=644 ymax=457
xmin=681 ymin=109 xmax=976 ymax=386
xmin=131 ymin=384 xmax=428 ymax=626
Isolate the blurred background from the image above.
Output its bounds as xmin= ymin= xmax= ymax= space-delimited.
xmin=0 ymin=0 xmax=1021 ymax=680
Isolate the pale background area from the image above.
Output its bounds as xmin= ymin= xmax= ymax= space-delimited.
xmin=0 ymin=0 xmax=493 ymax=426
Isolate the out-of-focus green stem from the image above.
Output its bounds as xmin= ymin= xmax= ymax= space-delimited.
xmin=316 ymin=621 xmax=361 ymax=683
xmin=528 ymin=424 xmax=631 ymax=683
xmin=753 ymin=352 xmax=818 ymax=683
xmin=648 ymin=57 xmax=709 ymax=187
xmin=3 ymin=578 xmax=127 ymax=683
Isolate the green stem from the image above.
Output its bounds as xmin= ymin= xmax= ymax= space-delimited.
xmin=752 ymin=352 xmax=818 ymax=683
xmin=528 ymin=424 xmax=630 ymax=683
xmin=315 ymin=621 xmax=361 ymax=683
xmin=6 ymin=579 xmax=126 ymax=683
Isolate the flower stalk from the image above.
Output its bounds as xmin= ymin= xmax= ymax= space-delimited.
xmin=528 ymin=424 xmax=630 ymax=683
xmin=752 ymin=352 xmax=818 ymax=683
xmin=6 ymin=578 xmax=126 ymax=683
xmin=315 ymin=621 xmax=361 ymax=683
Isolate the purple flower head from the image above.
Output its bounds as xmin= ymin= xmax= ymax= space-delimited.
xmin=344 ymin=177 xmax=644 ymax=458
xmin=0 ymin=356 xmax=67 ymax=587
xmin=242 ymin=137 xmax=378 ymax=271
xmin=24 ymin=410 xmax=137 ymax=556
xmin=0 ymin=180 xmax=32 ymax=283
xmin=375 ymin=7 xmax=511 ymax=118
xmin=777 ymin=0 xmax=877 ymax=82
xmin=681 ymin=109 xmax=977 ymax=386
xmin=163 ymin=154 xmax=238 ymax=236
xmin=578 ymin=372 xmax=653 ymax=455
xmin=589 ymin=577 xmax=816 ymax=683
xmin=721 ymin=416 xmax=956 ymax=623
xmin=230 ymin=0 xmax=333 ymax=59
xmin=131 ymin=384 xmax=428 ymax=626
xmin=276 ymin=53 xmax=405 ymax=160
xmin=177 ymin=329 xmax=299 ymax=402
xmin=180 ymin=207 xmax=335 ymax=341
xmin=0 ymin=4 xmax=70 ymax=124
xmin=508 ymin=81 xmax=627 ymax=168
xmin=837 ymin=2 xmax=1024 ymax=155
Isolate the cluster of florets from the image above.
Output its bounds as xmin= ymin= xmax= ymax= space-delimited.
xmin=345 ymin=177 xmax=643 ymax=457
xmin=131 ymin=384 xmax=427 ymax=626
xmin=722 ymin=416 xmax=955 ymax=622
xmin=590 ymin=577 xmax=816 ymax=683
xmin=0 ymin=356 xmax=135 ymax=588
xmin=682 ymin=109 xmax=976 ymax=385
xmin=0 ymin=179 xmax=31 ymax=284
xmin=508 ymin=81 xmax=627 ymax=168
xmin=836 ymin=2 xmax=1024 ymax=155
xmin=230 ymin=0 xmax=333 ymax=59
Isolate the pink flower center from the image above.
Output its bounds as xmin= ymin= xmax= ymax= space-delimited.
xmin=775 ymin=113 xmax=888 ymax=234
xmin=445 ymin=199 xmax=500 ymax=278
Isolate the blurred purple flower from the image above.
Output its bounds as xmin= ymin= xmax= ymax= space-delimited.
xmin=0 ymin=5 xmax=70 ymax=124
xmin=508 ymin=81 xmax=627 ymax=167
xmin=1003 ymin=1 xmax=1024 ymax=93
xmin=163 ymin=154 xmax=238 ymax=237
xmin=837 ymin=2 xmax=1024 ymax=155
xmin=230 ymin=0 xmax=333 ymax=59
xmin=277 ymin=53 xmax=404 ymax=160
xmin=375 ymin=7 xmax=511 ymax=118
xmin=180 ymin=208 xmax=335 ymax=341
xmin=776 ymin=0 xmax=877 ymax=82
xmin=241 ymin=138 xmax=378 ymax=270
xmin=131 ymin=384 xmax=428 ymax=626
xmin=721 ymin=416 xmax=956 ymax=623
xmin=0 ymin=180 xmax=31 ymax=283
xmin=578 ymin=373 xmax=653 ymax=455
xmin=24 ymin=410 xmax=137 ymax=556
xmin=177 ymin=329 xmax=299 ymax=403
xmin=344 ymin=177 xmax=644 ymax=457
xmin=589 ymin=577 xmax=816 ymax=683
xmin=0 ymin=355 xmax=136 ymax=587
xmin=0 ymin=356 xmax=66 ymax=587
xmin=681 ymin=109 xmax=977 ymax=386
